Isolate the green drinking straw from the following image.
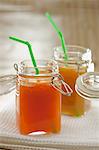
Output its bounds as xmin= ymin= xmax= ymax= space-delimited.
xmin=45 ymin=12 xmax=68 ymax=60
xmin=9 ymin=36 xmax=39 ymax=74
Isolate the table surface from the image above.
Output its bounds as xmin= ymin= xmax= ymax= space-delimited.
xmin=0 ymin=92 xmax=99 ymax=150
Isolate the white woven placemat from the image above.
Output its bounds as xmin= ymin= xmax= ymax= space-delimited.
xmin=0 ymin=91 xmax=99 ymax=150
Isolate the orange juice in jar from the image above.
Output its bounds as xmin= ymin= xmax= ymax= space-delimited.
xmin=54 ymin=45 xmax=94 ymax=116
xmin=15 ymin=60 xmax=72 ymax=135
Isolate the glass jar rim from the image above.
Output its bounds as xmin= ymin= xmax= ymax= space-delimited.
xmin=54 ymin=45 xmax=92 ymax=65
xmin=14 ymin=59 xmax=58 ymax=77
xmin=75 ymin=72 xmax=99 ymax=101
xmin=54 ymin=45 xmax=92 ymax=52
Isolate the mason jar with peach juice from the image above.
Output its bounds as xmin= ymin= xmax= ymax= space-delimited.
xmin=54 ymin=45 xmax=94 ymax=116
xmin=15 ymin=60 xmax=72 ymax=135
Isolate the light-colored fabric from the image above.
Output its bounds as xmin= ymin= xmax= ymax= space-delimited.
xmin=0 ymin=92 xmax=99 ymax=149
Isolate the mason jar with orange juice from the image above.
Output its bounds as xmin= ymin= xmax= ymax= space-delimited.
xmin=15 ymin=60 xmax=72 ymax=135
xmin=54 ymin=45 xmax=94 ymax=116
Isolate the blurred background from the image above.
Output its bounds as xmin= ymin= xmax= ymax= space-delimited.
xmin=0 ymin=0 xmax=99 ymax=75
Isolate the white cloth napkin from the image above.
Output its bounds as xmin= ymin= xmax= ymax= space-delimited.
xmin=0 ymin=92 xmax=99 ymax=150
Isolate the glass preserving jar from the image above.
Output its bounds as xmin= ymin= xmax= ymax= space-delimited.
xmin=14 ymin=60 xmax=72 ymax=135
xmin=54 ymin=45 xmax=94 ymax=116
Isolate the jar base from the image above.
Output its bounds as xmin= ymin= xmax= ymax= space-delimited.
xmin=62 ymin=111 xmax=86 ymax=117
xmin=19 ymin=128 xmax=61 ymax=135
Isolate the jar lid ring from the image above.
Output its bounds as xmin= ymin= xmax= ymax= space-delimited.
xmin=75 ymin=72 xmax=99 ymax=100
xmin=81 ymin=72 xmax=99 ymax=91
